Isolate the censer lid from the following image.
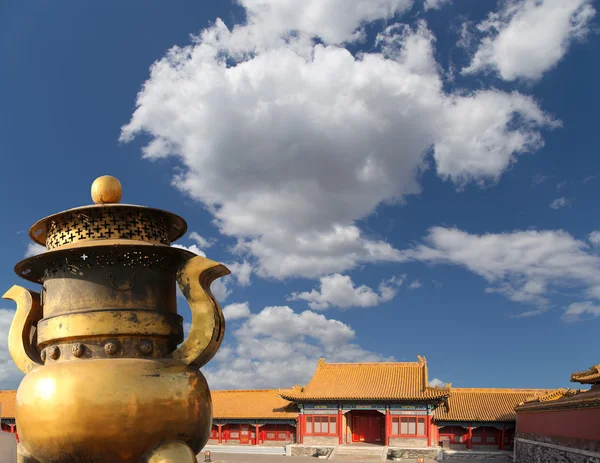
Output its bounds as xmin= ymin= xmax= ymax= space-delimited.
xmin=28 ymin=176 xmax=188 ymax=250
xmin=15 ymin=242 xmax=197 ymax=284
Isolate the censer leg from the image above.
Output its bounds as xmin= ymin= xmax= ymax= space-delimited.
xmin=17 ymin=444 xmax=40 ymax=463
xmin=139 ymin=441 xmax=197 ymax=463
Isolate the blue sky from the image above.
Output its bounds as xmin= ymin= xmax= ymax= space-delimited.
xmin=1 ymin=0 xmax=599 ymax=392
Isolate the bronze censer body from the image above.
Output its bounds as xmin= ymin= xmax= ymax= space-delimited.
xmin=4 ymin=176 xmax=229 ymax=463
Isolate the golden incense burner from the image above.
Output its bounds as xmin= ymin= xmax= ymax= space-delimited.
xmin=4 ymin=176 xmax=229 ymax=463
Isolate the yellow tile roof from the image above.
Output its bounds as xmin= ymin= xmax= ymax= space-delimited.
xmin=0 ymin=391 xmax=16 ymax=418
xmin=433 ymin=388 xmax=553 ymax=423
xmin=518 ymin=388 xmax=579 ymax=404
xmin=516 ymin=386 xmax=600 ymax=412
xmin=278 ymin=357 xmax=450 ymax=401
xmin=571 ymin=364 xmax=600 ymax=385
xmin=212 ymin=390 xmax=298 ymax=419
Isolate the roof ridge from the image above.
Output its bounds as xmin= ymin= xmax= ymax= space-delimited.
xmin=451 ymin=388 xmax=553 ymax=392
xmin=212 ymin=389 xmax=279 ymax=393
xmin=321 ymin=362 xmax=422 ymax=367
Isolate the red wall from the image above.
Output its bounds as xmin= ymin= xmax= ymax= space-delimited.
xmin=518 ymin=408 xmax=600 ymax=441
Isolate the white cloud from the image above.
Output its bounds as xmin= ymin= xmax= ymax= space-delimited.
xmin=410 ymin=227 xmax=600 ymax=313
xmin=222 ymin=301 xmax=251 ymax=320
xmin=423 ymin=0 xmax=451 ymax=11
xmin=121 ymin=12 xmax=557 ymax=280
xmin=172 ymin=243 xmax=206 ymax=257
xmin=189 ymin=232 xmax=215 ymax=248
xmin=24 ymin=242 xmax=45 ymax=258
xmin=562 ymin=301 xmax=600 ymax=322
xmin=238 ymin=0 xmax=414 ymax=46
xmin=226 ymin=261 xmax=253 ymax=286
xmin=289 ymin=273 xmax=402 ymax=310
xmin=589 ymin=231 xmax=600 ymax=246
xmin=556 ymin=181 xmax=567 ymax=189
xmin=409 ymin=280 xmax=422 ymax=289
xmin=463 ymin=0 xmax=596 ymax=81
xmin=172 ymin=231 xmax=215 ymax=257
xmin=429 ymin=377 xmax=445 ymax=387
xmin=550 ymin=197 xmax=569 ymax=209
xmin=203 ymin=305 xmax=392 ymax=389
xmin=0 ymin=309 xmax=25 ymax=389
xmin=210 ymin=279 xmax=231 ymax=302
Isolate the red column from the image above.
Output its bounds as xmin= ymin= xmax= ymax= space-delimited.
xmin=255 ymin=424 xmax=260 ymax=445
xmin=338 ymin=409 xmax=343 ymax=444
xmin=500 ymin=425 xmax=505 ymax=451
xmin=385 ymin=409 xmax=391 ymax=446
xmin=218 ymin=423 xmax=222 ymax=444
xmin=426 ymin=416 xmax=431 ymax=447
xmin=467 ymin=426 xmax=472 ymax=450
xmin=299 ymin=415 xmax=304 ymax=444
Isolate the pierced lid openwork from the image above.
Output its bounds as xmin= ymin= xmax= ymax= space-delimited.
xmin=31 ymin=205 xmax=185 ymax=250
xmin=28 ymin=175 xmax=187 ymax=250
xmin=16 ymin=175 xmax=190 ymax=283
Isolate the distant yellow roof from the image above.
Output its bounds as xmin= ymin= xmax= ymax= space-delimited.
xmin=516 ymin=387 xmax=600 ymax=412
xmin=571 ymin=364 xmax=600 ymax=385
xmin=212 ymin=390 xmax=298 ymax=419
xmin=434 ymin=388 xmax=553 ymax=422
xmin=278 ymin=357 xmax=450 ymax=401
xmin=0 ymin=391 xmax=16 ymax=418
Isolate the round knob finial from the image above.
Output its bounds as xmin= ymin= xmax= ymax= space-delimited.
xmin=91 ymin=175 xmax=122 ymax=204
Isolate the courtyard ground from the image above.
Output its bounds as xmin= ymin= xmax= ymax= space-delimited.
xmin=0 ymin=433 xmax=509 ymax=463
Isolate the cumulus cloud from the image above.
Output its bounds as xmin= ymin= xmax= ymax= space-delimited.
xmin=189 ymin=232 xmax=215 ymax=248
xmin=210 ymin=279 xmax=231 ymax=302
xmin=172 ymin=230 xmax=217 ymax=257
xmin=424 ymin=0 xmax=451 ymax=11
xmin=410 ymin=227 xmax=600 ymax=314
xmin=289 ymin=273 xmax=403 ymax=310
xmin=463 ymin=0 xmax=596 ymax=81
xmin=238 ymin=0 xmax=414 ymax=46
xmin=589 ymin=231 xmax=600 ymax=246
xmin=429 ymin=377 xmax=445 ymax=387
xmin=203 ymin=305 xmax=393 ymax=389
xmin=121 ymin=7 xmax=557 ymax=280
xmin=409 ymin=280 xmax=422 ymax=289
xmin=24 ymin=242 xmax=45 ymax=258
xmin=226 ymin=261 xmax=253 ymax=286
xmin=562 ymin=301 xmax=600 ymax=322
xmin=222 ymin=301 xmax=252 ymax=320
xmin=0 ymin=309 xmax=25 ymax=389
xmin=550 ymin=197 xmax=569 ymax=209
xmin=172 ymin=243 xmax=206 ymax=257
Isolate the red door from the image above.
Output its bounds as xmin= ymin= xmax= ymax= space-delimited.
xmin=352 ymin=414 xmax=383 ymax=443
xmin=240 ymin=425 xmax=250 ymax=444
xmin=352 ymin=416 xmax=363 ymax=442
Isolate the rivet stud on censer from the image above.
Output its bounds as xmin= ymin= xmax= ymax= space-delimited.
xmin=72 ymin=342 xmax=85 ymax=358
xmin=3 ymin=175 xmax=230 ymax=463
xmin=138 ymin=340 xmax=153 ymax=356
xmin=104 ymin=339 xmax=120 ymax=356
xmin=48 ymin=345 xmax=60 ymax=360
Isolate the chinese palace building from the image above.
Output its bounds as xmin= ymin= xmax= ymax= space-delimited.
xmin=3 ymin=356 xmax=579 ymax=453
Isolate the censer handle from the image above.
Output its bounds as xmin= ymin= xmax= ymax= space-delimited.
xmin=2 ymin=286 xmax=44 ymax=373
xmin=172 ymin=256 xmax=230 ymax=367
